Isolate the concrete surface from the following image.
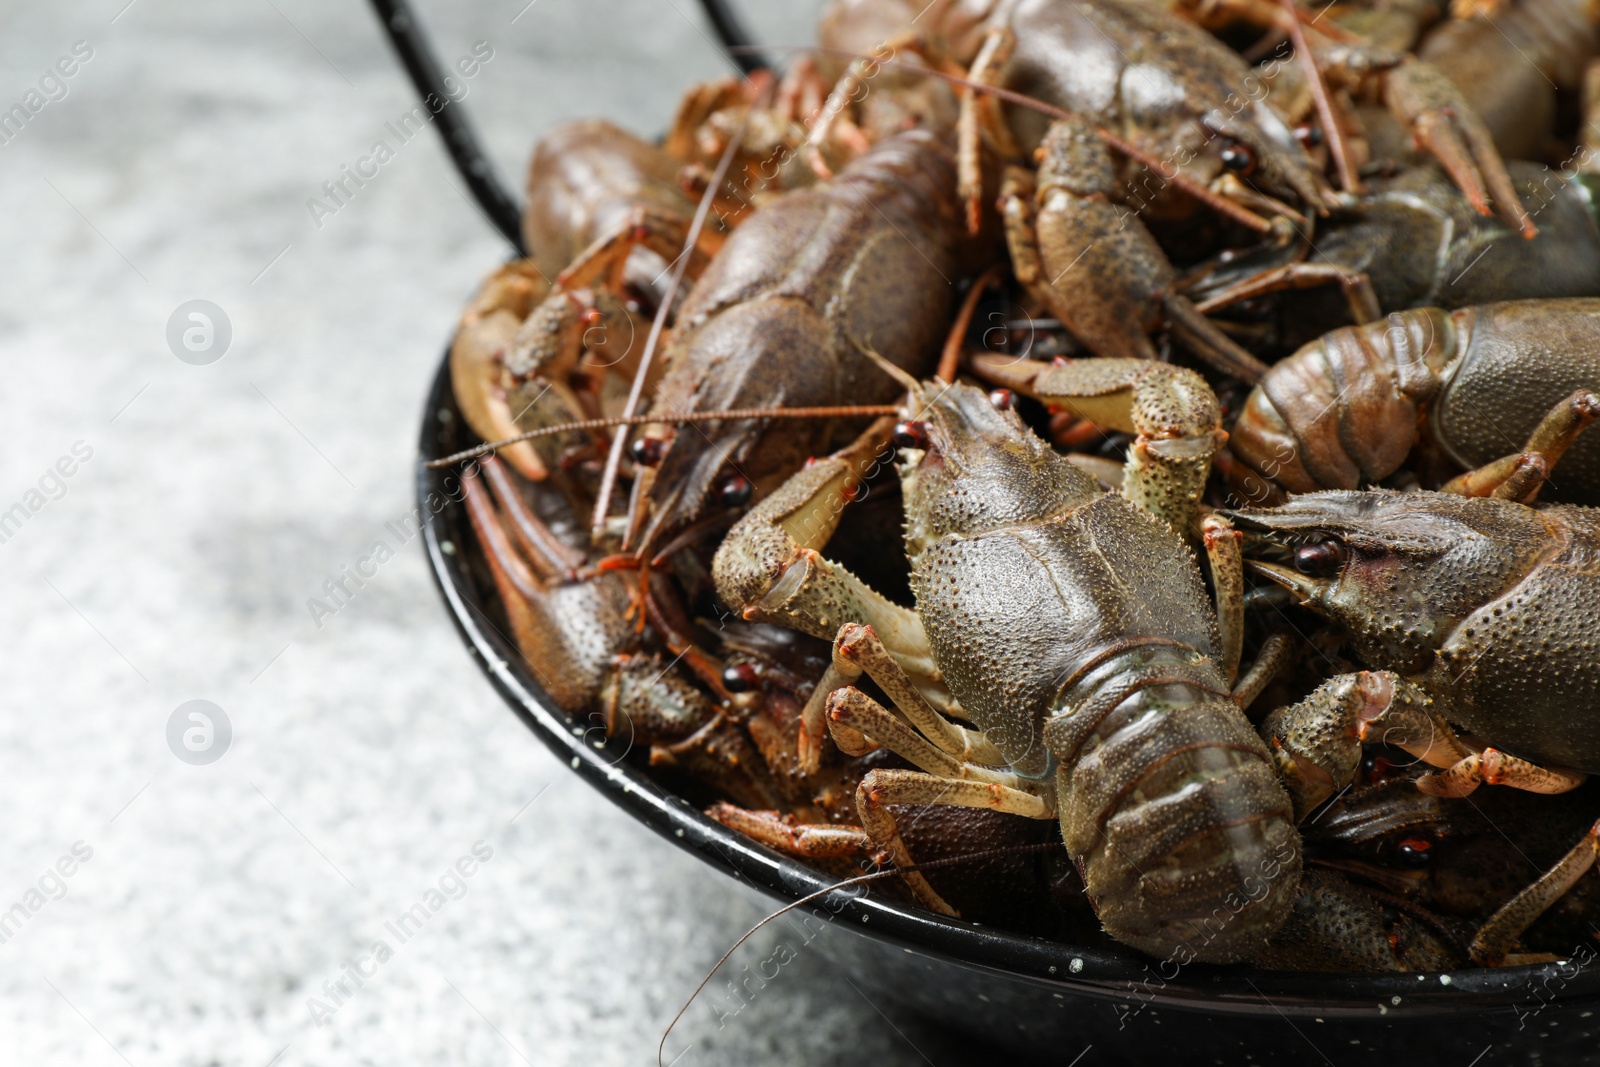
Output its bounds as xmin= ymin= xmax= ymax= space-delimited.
xmin=0 ymin=2 xmax=997 ymax=1064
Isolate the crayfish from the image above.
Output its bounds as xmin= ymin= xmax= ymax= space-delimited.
xmin=431 ymin=0 xmax=1600 ymax=974
xmin=712 ymin=370 xmax=1299 ymax=963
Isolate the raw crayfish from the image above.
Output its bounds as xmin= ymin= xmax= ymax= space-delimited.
xmin=434 ymin=0 xmax=1600 ymax=973
xmin=713 ymin=373 xmax=1300 ymax=963
xmin=1231 ymin=487 xmax=1600 ymax=962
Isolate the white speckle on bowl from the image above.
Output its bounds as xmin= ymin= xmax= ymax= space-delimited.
xmin=1440 ymin=974 xmax=1452 ymax=986
xmin=1391 ymin=995 xmax=1402 ymax=1005
xmin=1070 ymin=958 xmax=1084 ymax=974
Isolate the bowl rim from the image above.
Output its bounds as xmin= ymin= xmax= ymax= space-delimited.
xmin=417 ymin=342 xmax=1600 ymax=1019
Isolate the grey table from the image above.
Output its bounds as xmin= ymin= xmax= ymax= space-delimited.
xmin=0 ymin=2 xmax=994 ymax=1063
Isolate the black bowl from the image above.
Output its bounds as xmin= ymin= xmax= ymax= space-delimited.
xmin=417 ymin=344 xmax=1600 ymax=1064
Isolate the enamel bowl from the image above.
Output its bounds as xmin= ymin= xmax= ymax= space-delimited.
xmin=418 ymin=348 xmax=1600 ymax=1065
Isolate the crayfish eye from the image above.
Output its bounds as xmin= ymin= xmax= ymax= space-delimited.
xmin=1294 ymin=122 xmax=1324 ymax=149
xmin=721 ymin=662 xmax=759 ymax=693
xmin=987 ymin=388 xmax=1014 ymax=411
xmin=1395 ymin=836 xmax=1434 ymax=868
xmin=1361 ymin=753 xmax=1405 ymax=784
xmin=630 ymin=436 xmax=667 ymax=467
xmin=715 ymin=473 xmax=753 ymax=508
xmin=1220 ymin=140 xmax=1258 ymax=176
xmin=1293 ymin=539 xmax=1347 ymax=577
xmin=892 ymin=420 xmax=931 ymax=450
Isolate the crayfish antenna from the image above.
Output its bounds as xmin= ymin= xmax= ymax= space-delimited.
xmin=1279 ymin=0 xmax=1361 ymax=198
xmin=804 ymin=46 xmax=1276 ymax=233
xmin=424 ymin=405 xmax=903 ymax=469
xmin=655 ymin=843 xmax=1060 ymax=1067
xmin=859 ymin=344 xmax=922 ymax=396
xmin=936 ymin=265 xmax=1004 ymax=383
xmin=594 ymin=79 xmax=770 ymax=543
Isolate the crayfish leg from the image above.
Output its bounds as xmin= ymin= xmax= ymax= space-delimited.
xmin=958 ymin=25 xmax=1020 ymax=234
xmin=1188 ymin=260 xmax=1382 ymax=326
xmin=1360 ymin=54 xmax=1536 ymax=237
xmin=855 ymin=766 xmax=1055 ymax=918
xmin=1470 ymin=819 xmax=1600 ymax=966
xmin=704 ymin=802 xmax=873 ymax=859
xmin=647 ymin=715 xmax=786 ymax=812
xmin=1232 ymin=632 xmax=1295 ymax=714
xmin=1161 ymin=293 xmax=1271 ymax=383
xmin=554 ymin=203 xmax=717 ymax=292
xmin=1202 ymin=514 xmax=1246 ymax=683
xmin=998 ymin=165 xmax=1044 ymax=288
xmin=1416 ymin=748 xmax=1588 ymax=799
xmin=807 ymin=30 xmax=962 ymax=179
xmin=641 ymin=568 xmax=737 ymax=701
xmin=818 ymin=657 xmax=1053 ymax=917
xmin=966 ymin=352 xmax=1226 ymax=536
xmin=508 ymin=283 xmax=654 ymax=399
xmin=664 ymin=75 xmax=755 ymax=165
xmin=832 ymin=622 xmax=995 ymax=763
xmin=1440 ymin=389 xmax=1600 ymax=502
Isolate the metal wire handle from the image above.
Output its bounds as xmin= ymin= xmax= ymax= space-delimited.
xmin=695 ymin=0 xmax=769 ymax=74
xmin=367 ymin=0 xmax=769 ymax=254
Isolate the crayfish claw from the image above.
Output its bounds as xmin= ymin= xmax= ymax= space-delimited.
xmin=1387 ymin=59 xmax=1537 ymax=238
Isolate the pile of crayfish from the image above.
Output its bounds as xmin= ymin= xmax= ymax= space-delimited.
xmin=434 ymin=0 xmax=1600 ymax=972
